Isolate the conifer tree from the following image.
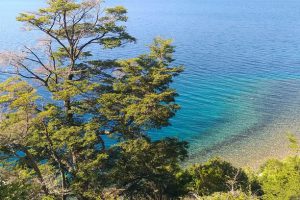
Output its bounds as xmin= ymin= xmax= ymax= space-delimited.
xmin=0 ymin=0 xmax=183 ymax=199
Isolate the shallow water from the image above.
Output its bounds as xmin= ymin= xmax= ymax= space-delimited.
xmin=1 ymin=0 xmax=300 ymax=166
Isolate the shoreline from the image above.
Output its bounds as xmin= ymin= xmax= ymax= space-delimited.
xmin=184 ymin=79 xmax=300 ymax=170
xmin=186 ymin=119 xmax=300 ymax=170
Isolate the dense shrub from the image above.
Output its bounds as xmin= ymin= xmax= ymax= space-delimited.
xmin=184 ymin=158 xmax=250 ymax=196
xmin=109 ymin=138 xmax=189 ymax=199
xmin=198 ymin=191 xmax=259 ymax=200
xmin=0 ymin=179 xmax=36 ymax=200
xmin=258 ymin=156 xmax=300 ymax=200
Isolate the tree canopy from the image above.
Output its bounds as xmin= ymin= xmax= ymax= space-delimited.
xmin=0 ymin=0 xmax=184 ymax=199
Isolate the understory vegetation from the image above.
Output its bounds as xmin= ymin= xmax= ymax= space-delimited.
xmin=0 ymin=0 xmax=299 ymax=199
xmin=1 ymin=153 xmax=300 ymax=199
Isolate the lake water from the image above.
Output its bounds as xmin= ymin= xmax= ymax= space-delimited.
xmin=1 ymin=0 xmax=300 ymax=166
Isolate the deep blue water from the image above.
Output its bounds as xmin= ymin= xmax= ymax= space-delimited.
xmin=1 ymin=0 xmax=300 ymax=163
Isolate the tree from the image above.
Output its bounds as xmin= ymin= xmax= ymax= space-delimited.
xmin=0 ymin=77 xmax=49 ymax=198
xmin=258 ymin=156 xmax=300 ymax=200
xmin=0 ymin=0 xmax=183 ymax=199
xmin=184 ymin=158 xmax=250 ymax=196
xmin=0 ymin=169 xmax=38 ymax=200
xmin=109 ymin=138 xmax=188 ymax=199
xmin=99 ymin=37 xmax=183 ymax=139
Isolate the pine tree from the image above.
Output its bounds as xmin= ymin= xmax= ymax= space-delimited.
xmin=0 ymin=1 xmax=183 ymax=199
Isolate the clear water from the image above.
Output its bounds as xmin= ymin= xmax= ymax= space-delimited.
xmin=1 ymin=0 xmax=300 ymax=166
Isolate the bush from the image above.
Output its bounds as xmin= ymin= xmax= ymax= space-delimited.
xmin=109 ymin=137 xmax=189 ymax=199
xmin=0 ymin=180 xmax=33 ymax=200
xmin=199 ymin=191 xmax=259 ymax=200
xmin=258 ymin=156 xmax=300 ymax=200
xmin=184 ymin=158 xmax=250 ymax=196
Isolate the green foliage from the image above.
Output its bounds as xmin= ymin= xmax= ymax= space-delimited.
xmin=0 ymin=168 xmax=42 ymax=200
xmin=99 ymin=38 xmax=183 ymax=138
xmin=0 ymin=1 xmax=183 ymax=199
xmin=199 ymin=191 xmax=259 ymax=200
xmin=184 ymin=158 xmax=250 ymax=196
xmin=17 ymin=0 xmax=135 ymax=49
xmin=109 ymin=138 xmax=188 ymax=199
xmin=0 ymin=77 xmax=39 ymax=146
xmin=243 ymin=168 xmax=263 ymax=197
xmin=0 ymin=180 xmax=31 ymax=200
xmin=258 ymin=156 xmax=300 ymax=200
xmin=287 ymin=133 xmax=300 ymax=154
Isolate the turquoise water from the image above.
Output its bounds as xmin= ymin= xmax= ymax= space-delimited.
xmin=1 ymin=0 xmax=300 ymax=164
